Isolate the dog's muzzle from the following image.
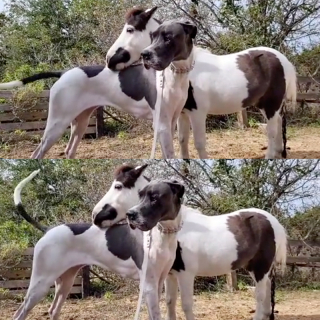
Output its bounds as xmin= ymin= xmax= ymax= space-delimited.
xmin=107 ymin=48 xmax=131 ymax=70
xmin=93 ymin=204 xmax=118 ymax=228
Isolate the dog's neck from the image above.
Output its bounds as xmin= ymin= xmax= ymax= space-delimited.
xmin=156 ymin=207 xmax=183 ymax=236
xmin=169 ymin=47 xmax=195 ymax=75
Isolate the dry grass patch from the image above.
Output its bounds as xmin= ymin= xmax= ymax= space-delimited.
xmin=1 ymin=126 xmax=320 ymax=159
xmin=1 ymin=290 xmax=319 ymax=320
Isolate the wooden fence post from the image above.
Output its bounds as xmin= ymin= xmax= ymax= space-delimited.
xmin=82 ymin=266 xmax=91 ymax=298
xmin=96 ymin=106 xmax=104 ymax=138
xmin=237 ymin=110 xmax=248 ymax=129
xmin=226 ymin=271 xmax=238 ymax=292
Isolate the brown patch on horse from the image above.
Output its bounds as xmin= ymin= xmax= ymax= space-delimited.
xmin=227 ymin=211 xmax=275 ymax=282
xmin=237 ymin=50 xmax=286 ymax=120
xmin=125 ymin=7 xmax=158 ymax=31
xmin=114 ymin=164 xmax=148 ymax=189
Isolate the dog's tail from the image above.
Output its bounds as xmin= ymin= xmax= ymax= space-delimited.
xmin=14 ymin=170 xmax=47 ymax=233
xmin=0 ymin=71 xmax=62 ymax=90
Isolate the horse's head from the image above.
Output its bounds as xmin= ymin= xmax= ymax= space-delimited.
xmin=106 ymin=7 xmax=159 ymax=71
xmin=92 ymin=163 xmax=149 ymax=228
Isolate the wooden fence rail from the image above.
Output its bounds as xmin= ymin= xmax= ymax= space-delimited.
xmin=1 ymin=75 xmax=320 ymax=134
xmin=0 ymin=247 xmax=90 ymax=299
xmin=0 ymin=90 xmax=104 ymax=139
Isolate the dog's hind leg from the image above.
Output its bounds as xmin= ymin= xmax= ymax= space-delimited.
xmin=64 ymin=120 xmax=77 ymax=158
xmin=13 ymin=277 xmax=53 ymax=320
xmin=164 ymin=273 xmax=179 ymax=320
xmin=176 ymin=271 xmax=195 ymax=320
xmin=48 ymin=265 xmax=83 ymax=320
xmin=66 ymin=107 xmax=97 ymax=159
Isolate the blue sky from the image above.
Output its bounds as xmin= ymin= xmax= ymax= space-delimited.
xmin=0 ymin=1 xmax=3 ymax=11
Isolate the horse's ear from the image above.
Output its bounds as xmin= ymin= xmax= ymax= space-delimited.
xmin=179 ymin=20 xmax=197 ymax=39
xmin=143 ymin=6 xmax=158 ymax=20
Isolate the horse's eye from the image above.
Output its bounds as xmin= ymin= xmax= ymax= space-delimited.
xmin=127 ymin=27 xmax=134 ymax=34
xmin=115 ymin=184 xmax=122 ymax=190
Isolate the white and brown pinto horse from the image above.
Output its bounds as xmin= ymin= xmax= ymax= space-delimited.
xmin=107 ymin=7 xmax=297 ymax=159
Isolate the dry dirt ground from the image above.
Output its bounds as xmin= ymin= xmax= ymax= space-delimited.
xmin=1 ymin=126 xmax=320 ymax=159
xmin=1 ymin=290 xmax=319 ymax=320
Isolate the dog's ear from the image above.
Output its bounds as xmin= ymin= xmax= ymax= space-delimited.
xmin=133 ymin=164 xmax=148 ymax=177
xmin=143 ymin=6 xmax=158 ymax=20
xmin=179 ymin=20 xmax=197 ymax=39
xmin=167 ymin=180 xmax=185 ymax=199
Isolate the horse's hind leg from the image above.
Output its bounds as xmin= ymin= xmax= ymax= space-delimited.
xmin=249 ymin=269 xmax=274 ymax=320
xmin=48 ymin=265 xmax=83 ymax=320
xmin=259 ymin=101 xmax=283 ymax=159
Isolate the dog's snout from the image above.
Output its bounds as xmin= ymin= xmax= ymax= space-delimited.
xmin=126 ymin=210 xmax=137 ymax=220
xmin=93 ymin=204 xmax=118 ymax=227
xmin=141 ymin=50 xmax=151 ymax=61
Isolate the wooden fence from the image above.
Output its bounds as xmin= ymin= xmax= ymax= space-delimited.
xmin=237 ymin=75 xmax=320 ymax=128
xmin=0 ymin=90 xmax=104 ymax=139
xmin=226 ymin=239 xmax=320 ymax=291
xmin=1 ymin=75 xmax=320 ymax=136
xmin=0 ymin=248 xmax=90 ymax=299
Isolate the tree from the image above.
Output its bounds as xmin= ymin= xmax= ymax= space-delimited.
xmin=155 ymin=0 xmax=320 ymax=54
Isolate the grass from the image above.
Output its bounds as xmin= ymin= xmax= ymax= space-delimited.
xmin=1 ymin=290 xmax=319 ymax=320
xmin=2 ymin=126 xmax=320 ymax=159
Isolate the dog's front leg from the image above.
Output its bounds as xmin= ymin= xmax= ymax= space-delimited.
xmin=144 ymin=282 xmax=161 ymax=320
xmin=156 ymin=114 xmax=175 ymax=159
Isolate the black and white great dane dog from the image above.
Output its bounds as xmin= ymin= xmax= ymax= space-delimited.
xmin=14 ymin=164 xmax=287 ymax=320
xmin=12 ymin=164 xmax=184 ymax=320
xmin=0 ymin=7 xmax=196 ymax=159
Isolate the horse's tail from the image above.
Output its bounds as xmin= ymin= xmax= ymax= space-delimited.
xmin=285 ymin=63 xmax=297 ymax=109
xmin=0 ymin=72 xmax=62 ymax=90
xmin=274 ymin=224 xmax=287 ymax=274
xmin=14 ymin=170 xmax=47 ymax=233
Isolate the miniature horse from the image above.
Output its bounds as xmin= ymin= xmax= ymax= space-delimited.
xmin=107 ymin=7 xmax=297 ymax=159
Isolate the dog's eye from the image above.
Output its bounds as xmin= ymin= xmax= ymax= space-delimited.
xmin=115 ymin=184 xmax=122 ymax=190
xmin=127 ymin=27 xmax=134 ymax=34
xmin=149 ymin=194 xmax=158 ymax=203
xmin=163 ymin=35 xmax=171 ymax=43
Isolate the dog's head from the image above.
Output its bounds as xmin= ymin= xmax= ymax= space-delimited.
xmin=141 ymin=19 xmax=197 ymax=71
xmin=126 ymin=179 xmax=185 ymax=231
xmin=106 ymin=7 xmax=159 ymax=71
xmin=92 ymin=164 xmax=149 ymax=228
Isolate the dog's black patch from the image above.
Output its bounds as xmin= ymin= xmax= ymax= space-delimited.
xmin=118 ymin=64 xmax=156 ymax=109
xmin=171 ymin=241 xmax=185 ymax=272
xmin=79 ymin=65 xmax=105 ymax=78
xmin=105 ymin=224 xmax=144 ymax=269
xmin=65 ymin=223 xmax=92 ymax=236
xmin=183 ymin=82 xmax=197 ymax=111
